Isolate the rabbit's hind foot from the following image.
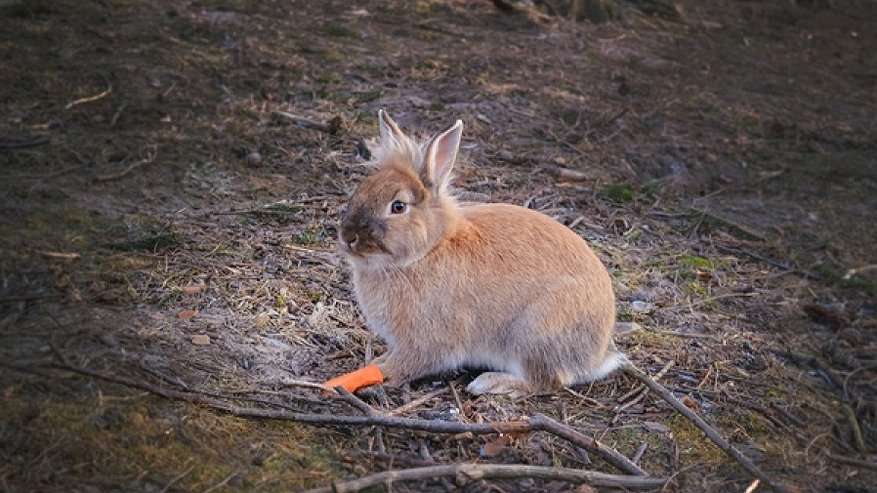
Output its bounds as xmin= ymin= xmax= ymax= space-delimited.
xmin=466 ymin=371 xmax=530 ymax=398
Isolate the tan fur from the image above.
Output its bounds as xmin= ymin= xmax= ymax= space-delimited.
xmin=338 ymin=111 xmax=622 ymax=395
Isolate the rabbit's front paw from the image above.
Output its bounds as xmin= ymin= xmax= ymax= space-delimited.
xmin=466 ymin=372 xmax=530 ymax=397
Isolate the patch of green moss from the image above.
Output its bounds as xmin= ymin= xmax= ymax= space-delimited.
xmin=679 ymin=255 xmax=714 ymax=270
xmin=294 ymin=225 xmax=328 ymax=246
xmin=0 ymin=391 xmax=345 ymax=492
xmin=764 ymin=385 xmax=789 ymax=399
xmin=355 ymin=90 xmax=383 ymax=104
xmin=602 ymin=184 xmax=636 ymax=202
xmin=628 ymin=330 xmax=675 ymax=349
xmin=617 ymin=307 xmax=634 ymax=322
xmin=812 ymin=262 xmax=877 ymax=295
xmin=314 ymin=73 xmax=342 ymax=85
xmin=321 ymin=48 xmax=343 ymax=62
xmin=667 ymin=414 xmax=726 ymax=464
xmin=325 ymin=24 xmax=359 ymax=39
xmin=683 ymin=281 xmax=708 ymax=297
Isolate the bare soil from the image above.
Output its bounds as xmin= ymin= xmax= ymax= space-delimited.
xmin=1 ymin=1 xmax=875 ymax=492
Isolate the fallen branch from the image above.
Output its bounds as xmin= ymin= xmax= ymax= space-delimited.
xmin=621 ymin=362 xmax=795 ymax=493
xmin=45 ymin=362 xmax=646 ymax=476
xmin=303 ymin=463 xmax=665 ymax=493
xmin=530 ymin=413 xmax=646 ymax=475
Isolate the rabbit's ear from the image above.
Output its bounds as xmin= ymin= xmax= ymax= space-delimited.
xmin=378 ymin=109 xmax=406 ymax=149
xmin=422 ymin=119 xmax=463 ymax=191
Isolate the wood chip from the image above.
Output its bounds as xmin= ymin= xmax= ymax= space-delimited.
xmin=191 ymin=334 xmax=210 ymax=345
xmin=180 ymin=285 xmax=204 ymax=295
xmin=177 ymin=309 xmax=198 ymax=320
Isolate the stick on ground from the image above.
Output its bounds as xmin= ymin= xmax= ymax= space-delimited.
xmin=39 ymin=361 xmax=646 ymax=476
xmin=621 ymin=362 xmax=796 ymax=493
xmin=302 ymin=463 xmax=666 ymax=493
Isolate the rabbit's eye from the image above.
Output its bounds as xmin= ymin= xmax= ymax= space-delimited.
xmin=390 ymin=200 xmax=407 ymax=214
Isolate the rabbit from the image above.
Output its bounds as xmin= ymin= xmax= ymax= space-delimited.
xmin=337 ymin=110 xmax=624 ymax=396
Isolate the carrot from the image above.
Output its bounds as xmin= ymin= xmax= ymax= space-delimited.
xmin=324 ymin=364 xmax=384 ymax=393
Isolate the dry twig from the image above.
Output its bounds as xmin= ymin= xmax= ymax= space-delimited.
xmin=45 ymin=361 xmax=646 ymax=476
xmin=825 ymin=452 xmax=877 ymax=472
xmin=302 ymin=463 xmax=665 ymax=493
xmin=621 ymin=362 xmax=795 ymax=493
xmin=95 ymin=147 xmax=157 ymax=182
xmin=65 ymin=84 xmax=112 ymax=110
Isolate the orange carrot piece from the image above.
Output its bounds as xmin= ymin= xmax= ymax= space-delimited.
xmin=323 ymin=364 xmax=384 ymax=393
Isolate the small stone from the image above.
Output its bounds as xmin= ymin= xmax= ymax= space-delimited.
xmin=191 ymin=334 xmax=211 ymax=345
xmin=630 ymin=300 xmax=655 ymax=313
xmin=244 ymin=151 xmax=263 ymax=166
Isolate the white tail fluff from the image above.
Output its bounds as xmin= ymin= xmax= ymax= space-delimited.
xmin=587 ymin=346 xmax=628 ymax=381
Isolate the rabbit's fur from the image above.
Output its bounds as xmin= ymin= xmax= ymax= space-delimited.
xmin=339 ymin=110 xmax=623 ymax=396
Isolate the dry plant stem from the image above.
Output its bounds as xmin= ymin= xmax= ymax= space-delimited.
xmin=826 ymin=452 xmax=877 ymax=472
xmin=65 ymin=84 xmax=112 ymax=110
xmin=281 ymin=379 xmax=334 ymax=393
xmin=95 ymin=153 xmax=156 ymax=182
xmin=615 ymin=359 xmax=675 ymax=415
xmin=46 ymin=362 xmax=646 ymax=476
xmin=621 ymin=362 xmax=794 ymax=493
xmin=303 ymin=464 xmax=665 ymax=493
xmin=841 ymin=404 xmax=866 ymax=453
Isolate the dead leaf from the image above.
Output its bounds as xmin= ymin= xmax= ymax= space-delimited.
xmin=178 ymin=309 xmax=198 ymax=320
xmin=180 ymin=285 xmax=204 ymax=295
xmin=479 ymin=435 xmax=509 ymax=458
xmin=682 ymin=394 xmax=700 ymax=412
xmin=191 ymin=334 xmax=210 ymax=345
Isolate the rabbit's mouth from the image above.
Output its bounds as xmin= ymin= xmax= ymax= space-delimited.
xmin=339 ymin=236 xmax=392 ymax=259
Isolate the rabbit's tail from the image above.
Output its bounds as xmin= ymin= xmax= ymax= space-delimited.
xmin=587 ymin=342 xmax=628 ymax=381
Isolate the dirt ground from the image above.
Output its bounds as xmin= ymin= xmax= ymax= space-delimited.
xmin=1 ymin=0 xmax=875 ymax=491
